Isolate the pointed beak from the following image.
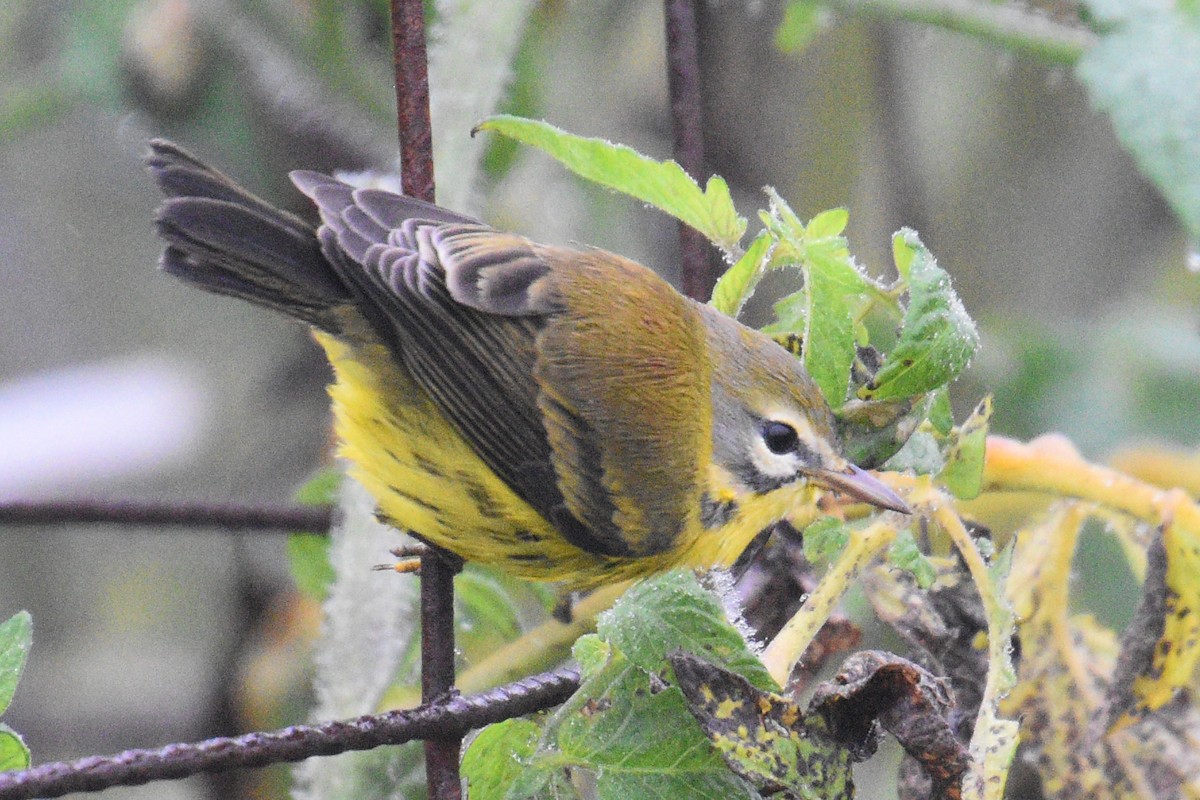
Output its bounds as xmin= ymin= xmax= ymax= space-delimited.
xmin=811 ymin=464 xmax=911 ymax=514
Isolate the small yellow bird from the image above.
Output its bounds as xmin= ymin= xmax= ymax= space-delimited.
xmin=147 ymin=139 xmax=907 ymax=588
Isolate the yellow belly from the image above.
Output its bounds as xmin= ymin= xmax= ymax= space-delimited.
xmin=315 ymin=332 xmax=810 ymax=588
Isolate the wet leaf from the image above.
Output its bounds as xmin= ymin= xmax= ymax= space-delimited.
xmin=670 ymin=651 xmax=854 ymax=799
xmin=0 ymin=725 xmax=29 ymax=773
xmin=938 ymin=396 xmax=993 ymax=500
xmin=0 ymin=612 xmax=31 ymax=717
xmin=711 ymin=230 xmax=773 ymax=316
xmin=810 ymin=651 xmax=969 ymax=800
xmin=884 ymin=429 xmax=945 ymax=475
xmin=762 ymin=193 xmax=870 ymax=408
xmin=1077 ymin=4 xmax=1200 ymax=238
xmin=803 ymin=516 xmax=850 ymax=562
xmin=888 ymin=528 xmax=937 ymax=589
xmin=461 ymin=718 xmax=541 ymax=800
xmin=475 ymin=115 xmax=747 ymax=251
xmin=1000 ymin=506 xmax=1200 ymax=798
xmin=1102 ymin=512 xmax=1200 ymax=732
xmin=861 ymin=231 xmax=978 ymax=401
xmin=599 ymin=570 xmax=776 ymax=690
xmin=549 ymin=645 xmax=756 ymax=799
xmin=836 ymin=395 xmax=924 ymax=469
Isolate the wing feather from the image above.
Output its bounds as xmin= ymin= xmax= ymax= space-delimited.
xmin=292 ymin=173 xmax=708 ymax=558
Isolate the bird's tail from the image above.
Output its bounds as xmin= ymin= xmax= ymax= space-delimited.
xmin=146 ymin=139 xmax=351 ymax=333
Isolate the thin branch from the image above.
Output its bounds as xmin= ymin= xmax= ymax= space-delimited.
xmin=0 ymin=499 xmax=331 ymax=534
xmin=392 ymin=0 xmax=436 ymax=202
xmin=826 ymin=0 xmax=1096 ymax=64
xmin=664 ymin=0 xmax=717 ymax=302
xmin=390 ymin=2 xmax=460 ymax=797
xmin=420 ymin=547 xmax=465 ymax=799
xmin=0 ymin=667 xmax=580 ymax=800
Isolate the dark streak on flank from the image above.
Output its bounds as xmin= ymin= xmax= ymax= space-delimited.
xmin=413 ymin=451 xmax=446 ymax=478
xmin=389 ymin=484 xmax=443 ymax=514
xmin=507 ymin=552 xmax=549 ymax=563
xmin=459 ymin=474 xmax=502 ymax=519
xmin=514 ymin=529 xmax=541 ymax=543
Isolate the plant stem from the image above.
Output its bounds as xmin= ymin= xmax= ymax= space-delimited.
xmin=0 ymin=499 xmax=331 ymax=533
xmin=392 ymin=0 xmax=436 ymax=202
xmin=420 ymin=548 xmax=464 ymax=800
xmin=981 ymin=435 xmax=1200 ymax=534
xmin=390 ymin=3 xmax=462 ymax=796
xmin=664 ymin=0 xmax=717 ymax=301
xmin=761 ymin=519 xmax=896 ymax=686
xmin=827 ymin=0 xmax=1096 ymax=65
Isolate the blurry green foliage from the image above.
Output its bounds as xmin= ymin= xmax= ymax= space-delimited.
xmin=1077 ymin=0 xmax=1200 ymax=239
xmin=0 ymin=612 xmax=31 ymax=772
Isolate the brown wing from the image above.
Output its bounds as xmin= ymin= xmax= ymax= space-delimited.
xmin=532 ymin=251 xmax=713 ymax=557
xmin=292 ymin=172 xmax=710 ymax=557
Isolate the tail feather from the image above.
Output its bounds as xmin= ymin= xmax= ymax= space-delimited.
xmin=147 ymin=139 xmax=350 ymax=332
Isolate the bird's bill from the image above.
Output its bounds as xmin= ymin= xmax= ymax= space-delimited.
xmin=810 ymin=464 xmax=911 ymax=514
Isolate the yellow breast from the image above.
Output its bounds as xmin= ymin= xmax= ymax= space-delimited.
xmin=314 ymin=332 xmax=800 ymax=588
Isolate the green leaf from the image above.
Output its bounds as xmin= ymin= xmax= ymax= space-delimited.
xmin=891 ymin=230 xmax=917 ymax=278
xmin=775 ymin=0 xmax=823 ymax=54
xmin=462 ymin=718 xmax=541 ymax=800
xmin=710 ymin=231 xmax=772 ymax=316
xmin=549 ymin=646 xmax=756 ymax=799
xmin=800 ymin=250 xmax=860 ymax=406
xmin=474 ymin=115 xmax=747 ymax=252
xmin=768 ymin=289 xmax=810 ymax=333
xmin=762 ymin=194 xmax=868 ymax=407
xmin=1077 ymin=8 xmax=1200 ymax=238
xmin=835 ymin=395 xmax=924 ymax=469
xmin=572 ymin=634 xmax=612 ymax=678
xmin=0 ymin=612 xmax=31 ymax=717
xmin=287 ymin=534 xmax=335 ymax=602
xmin=0 ymin=725 xmax=29 ymax=772
xmin=803 ymin=516 xmax=850 ymax=562
xmin=884 ymin=429 xmax=945 ymax=475
xmin=286 ymin=469 xmax=341 ymax=601
xmin=764 ymin=187 xmax=804 ymax=236
xmin=806 ymin=207 xmax=849 ymax=240
xmin=938 ymin=395 xmax=993 ymax=500
xmin=598 ymin=570 xmax=776 ymax=691
xmin=670 ymin=652 xmax=852 ymax=799
xmin=928 ymin=388 xmax=954 ymax=436
xmin=861 ymin=230 xmax=978 ymax=401
xmin=505 ymin=574 xmax=779 ymax=797
xmin=887 ymin=529 xmax=937 ymax=589
xmin=294 ymin=467 xmax=342 ymax=508
xmin=455 ymin=566 xmax=532 ymax=661
xmin=987 ymin=541 xmax=1018 ymax=691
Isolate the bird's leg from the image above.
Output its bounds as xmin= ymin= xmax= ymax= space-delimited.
xmin=374 ymin=543 xmax=432 ymax=574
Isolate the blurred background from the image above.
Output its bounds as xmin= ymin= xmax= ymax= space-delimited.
xmin=0 ymin=1 xmax=1196 ymax=799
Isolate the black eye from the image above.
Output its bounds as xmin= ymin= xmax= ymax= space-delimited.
xmin=762 ymin=421 xmax=799 ymax=455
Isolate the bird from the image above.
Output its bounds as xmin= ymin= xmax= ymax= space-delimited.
xmin=146 ymin=139 xmax=908 ymax=589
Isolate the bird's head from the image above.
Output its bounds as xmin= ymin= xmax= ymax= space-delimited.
xmin=699 ymin=305 xmax=910 ymax=515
